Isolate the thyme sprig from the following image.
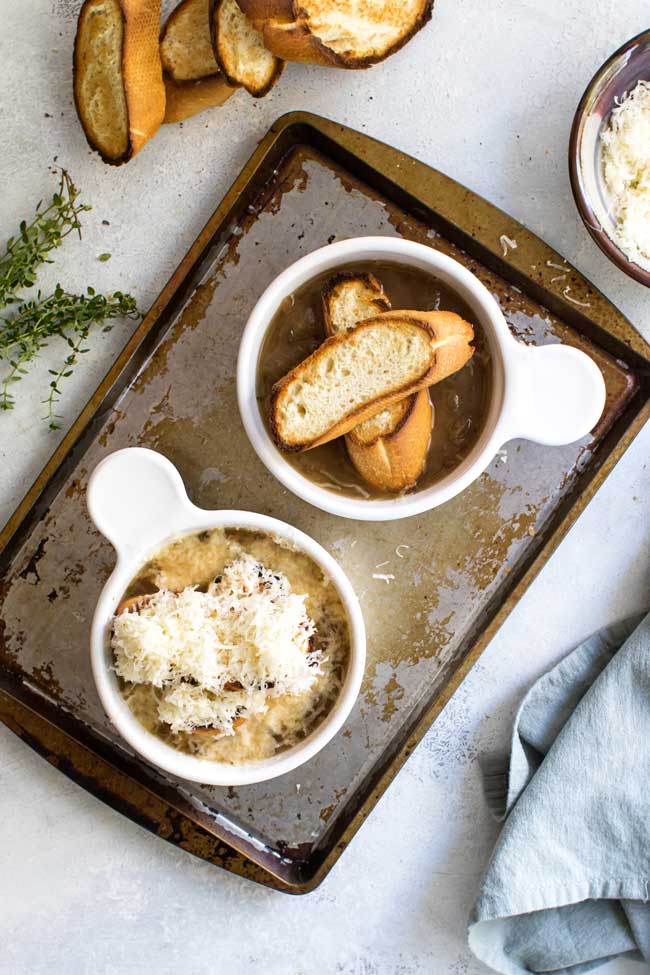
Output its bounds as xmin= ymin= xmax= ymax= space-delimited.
xmin=0 ymin=170 xmax=141 ymax=425
xmin=0 ymin=286 xmax=140 ymax=426
xmin=0 ymin=170 xmax=90 ymax=308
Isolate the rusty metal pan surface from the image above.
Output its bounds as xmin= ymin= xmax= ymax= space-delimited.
xmin=1 ymin=112 xmax=649 ymax=893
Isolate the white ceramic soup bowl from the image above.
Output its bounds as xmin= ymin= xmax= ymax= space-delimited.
xmin=237 ymin=236 xmax=606 ymax=521
xmin=87 ymin=447 xmax=366 ymax=786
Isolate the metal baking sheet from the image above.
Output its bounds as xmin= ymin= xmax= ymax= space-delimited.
xmin=1 ymin=112 xmax=649 ymax=893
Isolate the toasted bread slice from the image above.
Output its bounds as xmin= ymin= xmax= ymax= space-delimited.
xmin=161 ymin=0 xmax=220 ymax=82
xmin=322 ymin=271 xmax=405 ymax=444
xmin=163 ymin=73 xmax=235 ymax=122
xmin=237 ymin=0 xmax=433 ymax=68
xmin=322 ymin=273 xmax=433 ymax=491
xmin=271 ymin=311 xmax=473 ymax=451
xmin=161 ymin=0 xmax=237 ymax=122
xmin=346 ymin=386 xmax=433 ymax=491
xmin=211 ymin=0 xmax=284 ymax=96
xmin=322 ymin=271 xmax=391 ymax=335
xmin=74 ymin=0 xmax=165 ymax=165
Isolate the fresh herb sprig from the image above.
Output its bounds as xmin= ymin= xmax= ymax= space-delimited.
xmin=0 ymin=170 xmax=141 ymax=425
xmin=0 ymin=170 xmax=90 ymax=308
xmin=0 ymin=286 xmax=140 ymax=426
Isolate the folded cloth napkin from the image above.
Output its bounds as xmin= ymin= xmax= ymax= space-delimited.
xmin=469 ymin=611 xmax=650 ymax=975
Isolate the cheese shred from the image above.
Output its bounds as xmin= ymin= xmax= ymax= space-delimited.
xmin=600 ymin=80 xmax=650 ymax=267
xmin=112 ymin=555 xmax=322 ymax=736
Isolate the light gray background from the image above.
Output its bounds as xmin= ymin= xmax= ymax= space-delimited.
xmin=1 ymin=1 xmax=649 ymax=973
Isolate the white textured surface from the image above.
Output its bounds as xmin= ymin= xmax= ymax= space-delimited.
xmin=1 ymin=1 xmax=649 ymax=972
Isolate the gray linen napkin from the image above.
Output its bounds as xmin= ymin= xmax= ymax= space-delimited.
xmin=469 ymin=611 xmax=650 ymax=974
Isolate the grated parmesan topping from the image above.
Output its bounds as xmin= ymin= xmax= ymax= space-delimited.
xmin=112 ymin=555 xmax=321 ymax=736
xmin=600 ymin=80 xmax=650 ymax=266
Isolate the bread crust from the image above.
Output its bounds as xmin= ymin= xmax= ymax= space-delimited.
xmin=122 ymin=0 xmax=166 ymax=154
xmin=74 ymin=0 xmax=165 ymax=165
xmin=211 ymin=0 xmax=285 ymax=96
xmin=163 ymin=73 xmax=236 ymax=122
xmin=259 ymin=19 xmax=333 ymax=65
xmin=236 ymin=0 xmax=293 ymax=20
xmin=236 ymin=0 xmax=434 ymax=68
xmin=270 ymin=311 xmax=473 ymax=451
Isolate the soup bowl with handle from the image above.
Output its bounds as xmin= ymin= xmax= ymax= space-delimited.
xmin=237 ymin=236 xmax=607 ymax=521
xmin=87 ymin=446 xmax=366 ymax=786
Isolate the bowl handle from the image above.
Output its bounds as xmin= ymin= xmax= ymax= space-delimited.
xmin=501 ymin=341 xmax=606 ymax=446
xmin=87 ymin=448 xmax=195 ymax=560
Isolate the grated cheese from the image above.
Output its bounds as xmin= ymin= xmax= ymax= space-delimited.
xmin=562 ymin=287 xmax=591 ymax=308
xmin=600 ymin=80 xmax=650 ymax=266
xmin=112 ymin=555 xmax=321 ymax=736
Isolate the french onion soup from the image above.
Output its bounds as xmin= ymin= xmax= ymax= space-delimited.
xmin=257 ymin=262 xmax=492 ymax=498
xmin=112 ymin=528 xmax=350 ymax=764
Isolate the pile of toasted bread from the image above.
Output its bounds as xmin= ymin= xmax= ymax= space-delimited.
xmin=269 ymin=272 xmax=474 ymax=493
xmin=73 ymin=0 xmax=434 ymax=165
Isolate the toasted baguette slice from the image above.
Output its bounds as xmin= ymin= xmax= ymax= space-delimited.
xmin=271 ymin=311 xmax=473 ymax=451
xmin=163 ymin=73 xmax=235 ymax=122
xmin=161 ymin=0 xmax=237 ymax=122
xmin=236 ymin=0 xmax=433 ymax=68
xmin=346 ymin=387 xmax=434 ymax=491
xmin=322 ymin=271 xmax=391 ymax=336
xmin=211 ymin=0 xmax=284 ymax=96
xmin=322 ymin=273 xmax=433 ymax=491
xmin=161 ymin=0 xmax=221 ymax=82
xmin=74 ymin=0 xmax=165 ymax=165
xmin=322 ymin=271 xmax=405 ymax=445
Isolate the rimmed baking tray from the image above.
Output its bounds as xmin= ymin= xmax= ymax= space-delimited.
xmin=1 ymin=112 xmax=649 ymax=893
